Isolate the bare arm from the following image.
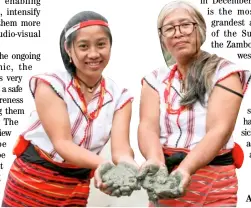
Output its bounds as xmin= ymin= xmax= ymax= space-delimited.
xmin=138 ymin=80 xmax=165 ymax=164
xmin=178 ymin=73 xmax=243 ymax=175
xmin=35 ymin=81 xmax=105 ymax=169
xmin=111 ymin=102 xmax=135 ymax=165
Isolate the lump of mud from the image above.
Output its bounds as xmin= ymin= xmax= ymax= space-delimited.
xmin=140 ymin=166 xmax=182 ymax=202
xmin=101 ymin=162 xmax=140 ymax=197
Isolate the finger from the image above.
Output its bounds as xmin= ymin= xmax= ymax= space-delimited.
xmin=100 ymin=186 xmax=111 ymax=195
xmin=94 ymin=170 xmax=102 ymax=188
xmin=100 ymin=181 xmax=114 ymax=189
xmin=94 ymin=178 xmax=98 ymax=188
xmin=102 ymin=190 xmax=112 ymax=195
xmin=184 ymin=176 xmax=191 ymax=188
xmin=174 ymin=188 xmax=183 ymax=198
xmin=107 ymin=186 xmax=117 ymax=193
xmin=102 ymin=173 xmax=110 ymax=182
xmin=174 ymin=173 xmax=190 ymax=195
xmin=104 ymin=180 xmax=114 ymax=187
xmin=178 ymin=181 xmax=185 ymax=195
xmin=100 ymin=186 xmax=115 ymax=195
xmin=94 ymin=163 xmax=113 ymax=187
xmin=179 ymin=177 xmax=191 ymax=194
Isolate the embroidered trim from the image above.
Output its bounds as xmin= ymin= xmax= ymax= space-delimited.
xmin=142 ymin=78 xmax=157 ymax=91
xmin=116 ymin=97 xmax=133 ymax=111
xmin=29 ymin=77 xmax=64 ymax=100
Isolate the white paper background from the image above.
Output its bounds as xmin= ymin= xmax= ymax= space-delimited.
xmin=0 ymin=0 xmax=251 ymax=207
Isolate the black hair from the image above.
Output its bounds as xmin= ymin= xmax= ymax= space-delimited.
xmin=60 ymin=11 xmax=112 ymax=75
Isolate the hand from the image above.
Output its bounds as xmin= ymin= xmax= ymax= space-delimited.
xmin=141 ymin=165 xmax=169 ymax=191
xmin=94 ymin=161 xmax=115 ymax=195
xmin=102 ymin=160 xmax=141 ymax=197
xmin=154 ymin=172 xmax=182 ymax=199
xmin=137 ymin=159 xmax=169 ymax=202
xmin=169 ymin=168 xmax=191 ymax=196
xmin=118 ymin=161 xmax=141 ymax=193
xmin=143 ymin=167 xmax=185 ymax=201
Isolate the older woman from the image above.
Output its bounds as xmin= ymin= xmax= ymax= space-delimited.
xmin=138 ymin=1 xmax=250 ymax=207
xmin=2 ymin=11 xmax=138 ymax=207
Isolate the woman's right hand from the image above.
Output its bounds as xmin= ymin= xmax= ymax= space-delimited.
xmin=94 ymin=161 xmax=115 ymax=195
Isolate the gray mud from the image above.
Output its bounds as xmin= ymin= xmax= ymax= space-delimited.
xmin=139 ymin=166 xmax=183 ymax=202
xmin=101 ymin=162 xmax=140 ymax=197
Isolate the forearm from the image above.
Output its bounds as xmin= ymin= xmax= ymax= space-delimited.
xmin=178 ymin=127 xmax=232 ymax=175
xmin=138 ymin=122 xmax=165 ymax=164
xmin=112 ymin=146 xmax=134 ymax=165
xmin=54 ymin=139 xmax=105 ymax=169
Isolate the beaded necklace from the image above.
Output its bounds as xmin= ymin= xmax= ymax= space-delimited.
xmin=164 ymin=65 xmax=187 ymax=115
xmin=74 ymin=77 xmax=105 ymax=120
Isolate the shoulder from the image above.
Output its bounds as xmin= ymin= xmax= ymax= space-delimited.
xmin=215 ymin=59 xmax=239 ymax=75
xmin=30 ymin=70 xmax=72 ymax=89
xmin=31 ymin=70 xmax=71 ymax=83
xmin=29 ymin=70 xmax=72 ymax=99
xmin=104 ymin=76 xmax=133 ymax=110
xmin=214 ymin=59 xmax=250 ymax=84
xmin=213 ymin=59 xmax=251 ymax=94
xmin=141 ymin=65 xmax=172 ymax=90
xmin=145 ymin=65 xmax=171 ymax=80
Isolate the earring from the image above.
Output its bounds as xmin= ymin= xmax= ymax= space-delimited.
xmin=69 ymin=56 xmax=72 ymax=63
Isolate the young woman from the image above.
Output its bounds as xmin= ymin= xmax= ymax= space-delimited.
xmin=2 ymin=11 xmax=138 ymax=207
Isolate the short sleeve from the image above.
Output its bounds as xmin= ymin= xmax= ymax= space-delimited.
xmin=115 ymin=88 xmax=133 ymax=111
xmin=141 ymin=69 xmax=159 ymax=91
xmin=212 ymin=60 xmax=251 ymax=95
xmin=29 ymin=73 xmax=66 ymax=99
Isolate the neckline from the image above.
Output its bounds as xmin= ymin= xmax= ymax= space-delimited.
xmin=75 ymin=75 xmax=103 ymax=93
xmin=73 ymin=77 xmax=105 ymax=120
xmin=164 ymin=64 xmax=187 ymax=115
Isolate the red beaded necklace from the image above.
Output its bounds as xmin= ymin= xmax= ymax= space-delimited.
xmin=164 ymin=65 xmax=187 ymax=115
xmin=74 ymin=77 xmax=105 ymax=120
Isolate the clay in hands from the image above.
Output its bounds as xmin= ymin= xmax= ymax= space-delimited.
xmin=139 ymin=165 xmax=183 ymax=202
xmin=101 ymin=162 xmax=141 ymax=197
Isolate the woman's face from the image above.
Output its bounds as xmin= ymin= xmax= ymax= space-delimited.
xmin=68 ymin=25 xmax=111 ymax=78
xmin=161 ymin=8 xmax=200 ymax=62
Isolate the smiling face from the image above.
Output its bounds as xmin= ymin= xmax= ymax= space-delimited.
xmin=67 ymin=25 xmax=111 ymax=79
xmin=161 ymin=8 xmax=200 ymax=63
